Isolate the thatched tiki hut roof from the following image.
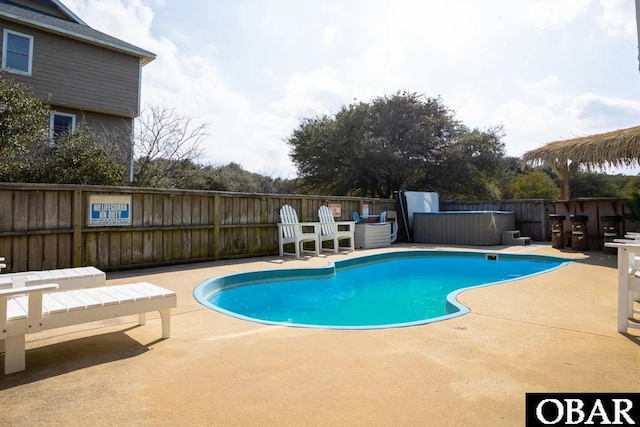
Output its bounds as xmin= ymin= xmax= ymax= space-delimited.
xmin=522 ymin=125 xmax=640 ymax=200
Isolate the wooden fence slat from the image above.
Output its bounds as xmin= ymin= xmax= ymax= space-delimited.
xmin=0 ymin=190 xmax=13 ymax=232
xmin=72 ymin=188 xmax=83 ymax=267
xmin=14 ymin=191 xmax=28 ymax=232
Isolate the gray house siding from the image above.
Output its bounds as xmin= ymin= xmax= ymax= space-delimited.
xmin=49 ymin=106 xmax=133 ymax=167
xmin=0 ymin=19 xmax=141 ymax=118
xmin=0 ymin=0 xmax=155 ymax=181
xmin=5 ymin=0 xmax=70 ymax=20
xmin=71 ymin=109 xmax=133 ymax=136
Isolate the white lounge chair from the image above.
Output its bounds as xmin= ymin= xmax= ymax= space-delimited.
xmin=0 ymin=266 xmax=106 ymax=290
xmin=317 ymin=205 xmax=355 ymax=254
xmin=1 ymin=280 xmax=176 ymax=374
xmin=277 ymin=204 xmax=320 ymax=258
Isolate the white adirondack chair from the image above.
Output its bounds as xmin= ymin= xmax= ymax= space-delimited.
xmin=277 ymin=205 xmax=320 ymax=258
xmin=317 ymin=205 xmax=355 ymax=254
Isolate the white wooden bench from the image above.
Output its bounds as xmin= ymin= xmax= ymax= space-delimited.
xmin=1 ymin=281 xmax=177 ymax=375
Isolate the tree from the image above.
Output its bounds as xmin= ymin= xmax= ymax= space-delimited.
xmin=359 ymin=92 xmax=457 ymax=197
xmin=133 ymin=104 xmax=208 ymax=188
xmin=287 ymin=114 xmax=339 ymax=194
xmin=0 ymin=124 xmax=126 ymax=185
xmin=423 ymin=126 xmax=506 ymax=200
xmin=0 ymin=77 xmax=125 ymax=185
xmin=494 ymin=156 xmax=526 ymax=199
xmin=191 ymin=162 xmax=299 ymax=193
xmin=287 ymin=91 xmax=506 ymax=199
xmin=287 ymin=91 xmax=461 ymax=198
xmin=624 ymin=176 xmax=640 ymax=198
xmin=0 ymin=75 xmax=49 ymax=153
xmin=511 ymin=171 xmax=560 ymax=199
xmin=624 ymin=176 xmax=640 ymax=224
xmin=569 ymin=172 xmax=628 ymax=198
xmin=43 ymin=126 xmax=126 ymax=185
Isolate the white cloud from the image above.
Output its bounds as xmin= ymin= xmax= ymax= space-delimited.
xmin=64 ymin=0 xmax=299 ymax=176
xmin=598 ymin=0 xmax=636 ymax=37
xmin=322 ymin=26 xmax=337 ymax=46
xmin=64 ymin=0 xmax=157 ymax=50
xmin=570 ymin=93 xmax=640 ymax=129
xmin=521 ymin=75 xmax=562 ymax=100
xmin=61 ymin=0 xmax=640 ymax=178
xmin=519 ymin=0 xmax=592 ymax=30
xmin=452 ymin=70 xmax=640 ymax=161
xmin=271 ymin=66 xmax=356 ymax=116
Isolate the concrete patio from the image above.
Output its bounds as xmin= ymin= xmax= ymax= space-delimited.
xmin=1 ymin=244 xmax=638 ymax=426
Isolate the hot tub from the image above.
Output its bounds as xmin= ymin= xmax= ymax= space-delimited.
xmin=412 ymin=211 xmax=515 ymax=245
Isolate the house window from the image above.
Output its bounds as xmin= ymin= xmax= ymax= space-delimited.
xmin=50 ymin=112 xmax=76 ymax=139
xmin=2 ymin=29 xmax=33 ymax=75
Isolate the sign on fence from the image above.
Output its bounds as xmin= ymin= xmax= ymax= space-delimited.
xmin=88 ymin=194 xmax=132 ymax=226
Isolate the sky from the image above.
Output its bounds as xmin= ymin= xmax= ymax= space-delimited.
xmin=63 ymin=0 xmax=640 ymax=178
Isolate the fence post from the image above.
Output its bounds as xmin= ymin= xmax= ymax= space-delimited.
xmin=539 ymin=201 xmax=546 ymax=242
xmin=213 ymin=193 xmax=220 ymax=260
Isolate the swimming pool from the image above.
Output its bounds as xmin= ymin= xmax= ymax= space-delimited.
xmin=193 ymin=251 xmax=570 ymax=329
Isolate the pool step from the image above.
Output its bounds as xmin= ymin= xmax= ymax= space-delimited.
xmin=502 ymin=230 xmax=531 ymax=246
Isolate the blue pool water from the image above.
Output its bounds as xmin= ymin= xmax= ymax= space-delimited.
xmin=193 ymin=251 xmax=569 ymax=329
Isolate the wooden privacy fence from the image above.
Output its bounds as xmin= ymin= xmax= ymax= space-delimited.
xmin=0 ymin=183 xmax=395 ymax=272
xmin=0 ymin=184 xmax=630 ymax=273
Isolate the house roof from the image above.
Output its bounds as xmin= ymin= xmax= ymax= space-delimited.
xmin=49 ymin=0 xmax=86 ymax=25
xmin=0 ymin=0 xmax=156 ymax=65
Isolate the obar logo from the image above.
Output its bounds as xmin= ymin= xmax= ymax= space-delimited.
xmin=526 ymin=393 xmax=640 ymax=426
